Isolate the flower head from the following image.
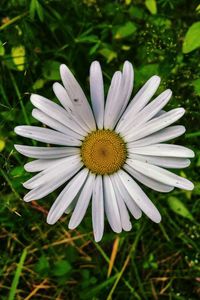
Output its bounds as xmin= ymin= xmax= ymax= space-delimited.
xmin=14 ymin=61 xmax=194 ymax=242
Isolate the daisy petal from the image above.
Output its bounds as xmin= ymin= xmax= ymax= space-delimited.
xmin=90 ymin=61 xmax=104 ymax=129
xmin=113 ymin=173 xmax=142 ymax=219
xmin=119 ymin=89 xmax=172 ymax=135
xmin=23 ymin=155 xmax=81 ymax=190
xmin=118 ymin=170 xmax=161 ymax=223
xmin=68 ymin=173 xmax=95 ymax=229
xmin=32 ymin=109 xmax=82 ymax=139
xmin=116 ymin=61 xmax=134 ymax=122
xmin=125 ymin=108 xmax=185 ymax=142
xmin=24 ymin=160 xmax=82 ymax=202
xmin=127 ymin=159 xmax=194 ymax=190
xmin=24 ymin=158 xmax=65 ymax=172
xmin=60 ymin=64 xmax=96 ymax=131
xmin=129 ymin=144 xmax=194 ymax=158
xmin=52 ymin=82 xmax=74 ymax=112
xmin=47 ymin=168 xmax=89 ymax=225
xmin=128 ymin=154 xmax=191 ymax=169
xmin=128 ymin=126 xmax=185 ymax=147
xmin=124 ymin=163 xmax=174 ymax=192
xmin=14 ymin=144 xmax=79 ymax=159
xmin=92 ymin=175 xmax=104 ymax=242
xmin=117 ymin=75 xmax=160 ymax=132
xmin=110 ymin=174 xmax=132 ymax=231
xmin=104 ymin=71 xmax=122 ymax=129
xmin=30 ymin=94 xmax=86 ymax=136
xmin=103 ymin=175 xmax=122 ymax=233
xmin=14 ymin=126 xmax=81 ymax=146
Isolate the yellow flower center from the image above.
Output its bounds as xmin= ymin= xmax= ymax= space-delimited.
xmin=81 ymin=130 xmax=127 ymax=175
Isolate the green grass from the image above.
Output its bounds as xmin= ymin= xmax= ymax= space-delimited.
xmin=0 ymin=0 xmax=200 ymax=299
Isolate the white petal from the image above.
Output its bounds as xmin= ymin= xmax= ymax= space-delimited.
xmin=124 ymin=163 xmax=174 ymax=193
xmin=118 ymin=170 xmax=161 ymax=223
xmin=119 ymin=89 xmax=172 ymax=135
xmin=128 ymin=126 xmax=185 ymax=147
xmin=60 ymin=64 xmax=96 ymax=131
xmin=103 ymin=175 xmax=122 ymax=233
xmin=128 ymin=154 xmax=191 ymax=169
xmin=24 ymin=158 xmax=65 ymax=172
xmin=52 ymin=82 xmax=74 ymax=112
xmin=116 ymin=61 xmax=134 ymax=122
xmin=128 ymin=144 xmax=194 ymax=158
xmin=14 ymin=144 xmax=80 ymax=159
xmin=127 ymin=159 xmax=194 ymax=190
xmin=116 ymin=75 xmax=160 ymax=132
xmin=14 ymin=126 xmax=81 ymax=146
xmin=68 ymin=173 xmax=95 ymax=229
xmin=47 ymin=168 xmax=89 ymax=224
xmin=112 ymin=173 xmax=142 ymax=219
xmin=125 ymin=108 xmax=185 ymax=142
xmin=24 ymin=160 xmax=82 ymax=201
xmin=30 ymin=94 xmax=87 ymax=136
xmin=90 ymin=61 xmax=104 ymax=129
xmin=92 ymin=175 xmax=104 ymax=242
xmin=23 ymin=155 xmax=80 ymax=189
xmin=104 ymin=71 xmax=122 ymax=129
xmin=32 ymin=109 xmax=82 ymax=139
xmin=110 ymin=175 xmax=132 ymax=231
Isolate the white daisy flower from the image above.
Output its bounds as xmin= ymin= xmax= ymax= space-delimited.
xmin=14 ymin=61 xmax=194 ymax=242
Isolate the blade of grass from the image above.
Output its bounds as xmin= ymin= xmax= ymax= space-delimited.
xmin=0 ymin=12 xmax=28 ymax=31
xmin=9 ymin=70 xmax=30 ymax=125
xmin=106 ymin=223 xmax=145 ymax=300
xmin=107 ymin=236 xmax=120 ymax=278
xmin=8 ymin=247 xmax=28 ymax=300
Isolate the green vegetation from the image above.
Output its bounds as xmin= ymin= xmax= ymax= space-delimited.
xmin=0 ymin=0 xmax=200 ymax=299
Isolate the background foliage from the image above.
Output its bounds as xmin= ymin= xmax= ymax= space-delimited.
xmin=0 ymin=0 xmax=200 ymax=299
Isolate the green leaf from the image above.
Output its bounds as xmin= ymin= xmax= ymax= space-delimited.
xmin=33 ymin=78 xmax=46 ymax=90
xmin=99 ymin=48 xmax=117 ymax=63
xmin=167 ymin=197 xmax=194 ymax=221
xmin=114 ymin=22 xmax=137 ymax=39
xmin=0 ymin=40 xmax=5 ymax=56
xmin=29 ymin=0 xmax=37 ymax=20
xmin=42 ymin=60 xmax=61 ymax=80
xmin=75 ymin=34 xmax=99 ymax=44
xmin=52 ymin=260 xmax=71 ymax=277
xmin=30 ymin=0 xmax=44 ymax=21
xmin=0 ymin=139 xmax=5 ymax=151
xmin=36 ymin=0 xmax=44 ymax=22
xmin=11 ymin=45 xmax=25 ymax=71
xmin=192 ymin=78 xmax=200 ymax=96
xmin=35 ymin=256 xmax=50 ymax=275
xmin=145 ymin=0 xmax=157 ymax=15
xmin=182 ymin=22 xmax=200 ymax=53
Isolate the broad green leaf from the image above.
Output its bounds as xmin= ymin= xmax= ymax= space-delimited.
xmin=135 ymin=64 xmax=159 ymax=87
xmin=33 ymin=78 xmax=46 ymax=90
xmin=11 ymin=45 xmax=25 ymax=71
xmin=42 ymin=60 xmax=60 ymax=80
xmin=52 ymin=260 xmax=71 ymax=277
xmin=192 ymin=78 xmax=200 ymax=96
xmin=0 ymin=140 xmax=5 ymax=151
xmin=114 ymin=22 xmax=137 ymax=39
xmin=99 ymin=48 xmax=117 ymax=63
xmin=145 ymin=0 xmax=157 ymax=15
xmin=0 ymin=40 xmax=5 ymax=56
xmin=182 ymin=21 xmax=200 ymax=53
xmin=167 ymin=197 xmax=194 ymax=221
